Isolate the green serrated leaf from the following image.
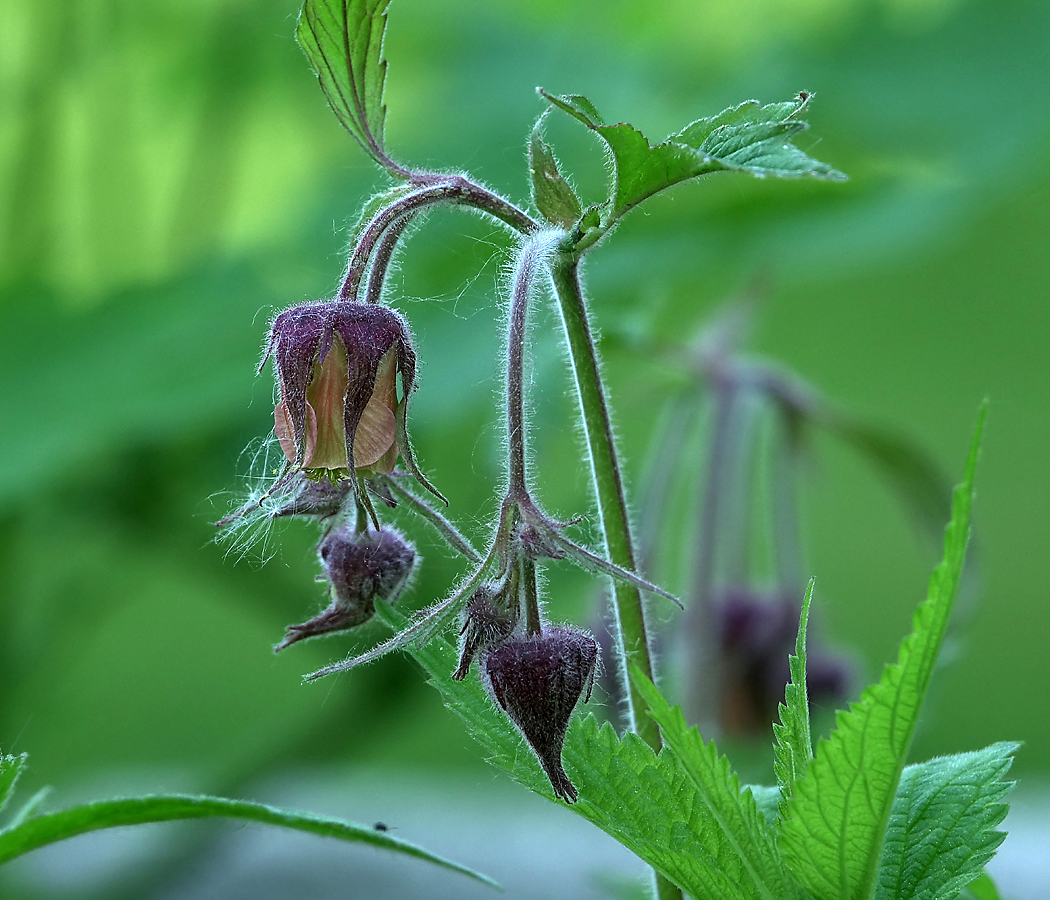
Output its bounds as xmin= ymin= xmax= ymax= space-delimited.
xmin=374 ymin=605 xmax=774 ymax=899
xmin=877 ymin=743 xmax=1018 ymax=900
xmin=0 ymin=793 xmax=497 ymax=886
xmin=780 ymin=406 xmax=986 ymax=900
xmin=539 ymin=89 xmax=845 ymax=223
xmin=772 ymin=578 xmax=814 ymax=817
xmin=529 ymin=114 xmax=583 ymax=228
xmin=633 ymin=670 xmax=804 ymax=900
xmin=960 ymin=872 xmax=1005 ymax=900
xmin=297 ymin=0 xmax=398 ymax=170
xmin=0 ymin=754 xmax=27 ymax=817
xmin=747 ymin=786 xmax=782 ymax=830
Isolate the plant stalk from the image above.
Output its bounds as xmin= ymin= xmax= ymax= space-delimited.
xmin=506 ymin=231 xmax=561 ymax=496
xmin=339 ymin=175 xmax=538 ymax=304
xmin=547 ymin=260 xmax=660 ymax=737
xmin=547 ymin=256 xmax=682 ymax=900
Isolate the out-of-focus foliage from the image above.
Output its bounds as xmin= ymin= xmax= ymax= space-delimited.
xmin=0 ymin=0 xmax=1047 ymax=893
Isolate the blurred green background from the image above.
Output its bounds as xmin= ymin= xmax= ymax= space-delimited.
xmin=1 ymin=0 xmax=1048 ymax=894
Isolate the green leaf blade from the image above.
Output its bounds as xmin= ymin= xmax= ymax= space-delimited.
xmin=0 ymin=794 xmax=497 ymax=886
xmin=297 ymin=0 xmax=396 ymax=169
xmin=773 ymin=578 xmax=814 ymax=818
xmin=876 ymin=743 xmax=1018 ymax=900
xmin=567 ymin=720 xmax=759 ymax=900
xmin=539 ymin=89 xmax=845 ymax=224
xmin=634 ymin=670 xmax=804 ymax=900
xmin=780 ymin=408 xmax=985 ymax=900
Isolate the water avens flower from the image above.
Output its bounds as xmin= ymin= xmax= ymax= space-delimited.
xmin=262 ymin=300 xmax=424 ymax=481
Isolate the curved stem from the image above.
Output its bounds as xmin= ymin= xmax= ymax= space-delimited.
xmin=338 ymin=182 xmax=455 ymax=303
xmin=339 ymin=175 xmax=539 ymax=305
xmin=506 ymin=231 xmax=562 ymax=497
xmin=365 ymin=214 xmax=413 ymax=305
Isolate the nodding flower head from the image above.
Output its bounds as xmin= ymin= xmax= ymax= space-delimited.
xmin=263 ymin=301 xmax=418 ymax=477
xmin=484 ymin=626 xmax=598 ymax=803
xmin=276 ymin=525 xmax=416 ymax=651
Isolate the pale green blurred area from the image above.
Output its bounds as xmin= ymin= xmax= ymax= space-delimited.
xmin=0 ymin=0 xmax=1048 ymax=893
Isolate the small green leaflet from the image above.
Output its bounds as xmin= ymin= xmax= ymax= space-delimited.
xmin=876 ymin=743 xmax=1017 ymax=900
xmin=0 ymin=792 xmax=497 ymax=886
xmin=772 ymin=578 xmax=814 ymax=818
xmin=529 ymin=113 xmax=583 ymax=228
xmin=0 ymin=754 xmax=27 ymax=816
xmin=780 ymin=406 xmax=986 ymax=900
xmin=634 ymin=670 xmax=805 ymax=900
xmin=297 ymin=0 xmax=396 ymax=169
xmin=538 ymin=89 xmax=845 ymax=223
xmin=747 ymin=786 xmax=782 ymax=830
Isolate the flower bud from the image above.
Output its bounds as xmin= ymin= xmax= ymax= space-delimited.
xmin=452 ymin=587 xmax=515 ymax=681
xmin=276 ymin=526 xmax=415 ymax=651
xmin=483 ymin=626 xmax=598 ymax=803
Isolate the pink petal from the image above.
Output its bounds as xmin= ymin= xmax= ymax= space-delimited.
xmin=354 ymin=398 xmax=396 ymax=467
xmin=306 ymin=336 xmax=351 ymax=469
xmin=274 ymin=400 xmax=317 ymax=466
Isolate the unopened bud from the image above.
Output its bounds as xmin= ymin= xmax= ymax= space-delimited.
xmin=276 ymin=526 xmax=415 ymax=651
xmin=484 ymin=626 xmax=598 ymax=803
xmin=453 ymin=587 xmax=515 ymax=681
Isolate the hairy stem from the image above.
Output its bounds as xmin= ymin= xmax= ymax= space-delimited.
xmin=547 ymin=259 xmax=658 ymax=738
xmin=506 ymin=231 xmax=562 ymax=496
xmin=548 ymin=256 xmax=681 ymax=900
xmin=339 ymin=175 xmax=538 ymax=304
xmin=365 ymin=214 xmax=413 ymax=305
xmin=379 ymin=475 xmax=483 ymax=563
xmin=521 ymin=557 xmax=541 ymax=636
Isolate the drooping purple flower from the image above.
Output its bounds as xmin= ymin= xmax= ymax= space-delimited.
xmin=276 ymin=525 xmax=415 ymax=651
xmin=262 ymin=301 xmax=418 ymax=476
xmin=484 ymin=626 xmax=598 ymax=803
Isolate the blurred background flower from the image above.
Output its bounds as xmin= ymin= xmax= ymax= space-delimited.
xmin=1 ymin=0 xmax=1047 ymax=896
